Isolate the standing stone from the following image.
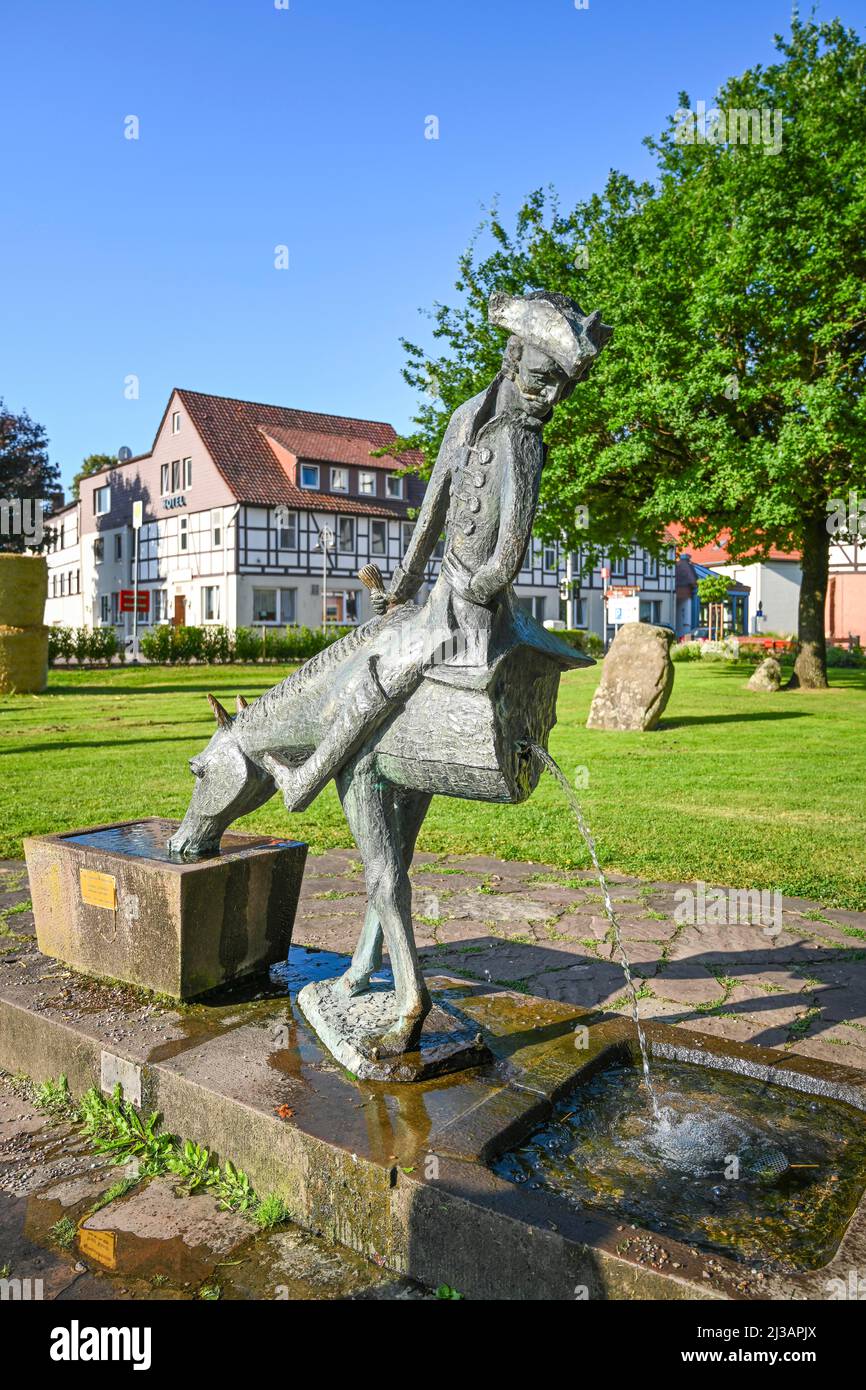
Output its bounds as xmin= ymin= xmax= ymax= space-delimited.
xmin=586 ymin=622 xmax=674 ymax=731
xmin=747 ymin=656 xmax=782 ymax=692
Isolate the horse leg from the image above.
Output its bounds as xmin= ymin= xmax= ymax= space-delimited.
xmin=336 ymin=758 xmax=432 ymax=1054
xmin=336 ymin=779 xmax=431 ymax=998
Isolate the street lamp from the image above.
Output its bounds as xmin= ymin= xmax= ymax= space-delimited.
xmin=317 ymin=527 xmax=334 ymax=629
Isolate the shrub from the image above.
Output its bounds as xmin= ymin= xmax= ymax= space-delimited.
xmin=826 ymin=643 xmax=866 ymax=668
xmin=139 ymin=625 xmax=173 ymax=663
xmin=559 ymin=628 xmax=604 ymax=658
xmin=671 ymin=641 xmax=702 ymax=662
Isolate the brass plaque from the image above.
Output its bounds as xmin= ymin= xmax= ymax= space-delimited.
xmin=79 ymin=869 xmax=117 ymax=911
xmin=78 ymin=1226 xmax=117 ymax=1268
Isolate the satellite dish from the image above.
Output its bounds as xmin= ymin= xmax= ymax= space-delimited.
xmin=117 ymin=446 xmax=133 ymax=462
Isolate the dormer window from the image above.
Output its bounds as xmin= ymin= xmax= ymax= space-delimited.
xmin=385 ymin=474 xmax=403 ymax=500
xmin=330 ymin=467 xmax=349 ymax=492
xmin=359 ymin=471 xmax=376 ymax=496
xmin=300 ymin=463 xmax=320 ymax=490
xmin=171 ymin=411 xmax=181 ymax=434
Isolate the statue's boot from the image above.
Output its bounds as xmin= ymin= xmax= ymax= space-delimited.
xmin=261 ymin=659 xmax=398 ymax=812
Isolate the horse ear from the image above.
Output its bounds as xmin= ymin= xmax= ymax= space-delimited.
xmin=236 ymin=695 xmax=248 ymax=712
xmin=207 ymin=693 xmax=232 ymax=728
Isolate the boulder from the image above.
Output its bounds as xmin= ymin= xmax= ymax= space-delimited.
xmin=586 ymin=623 xmax=674 ymax=732
xmin=747 ymin=656 xmax=782 ymax=692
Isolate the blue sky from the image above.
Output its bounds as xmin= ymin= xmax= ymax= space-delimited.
xmin=2 ymin=0 xmax=860 ymax=494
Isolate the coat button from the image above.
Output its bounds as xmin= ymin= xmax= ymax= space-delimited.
xmin=462 ymin=520 xmax=476 ymax=536
xmin=473 ymin=473 xmax=486 ymax=487
xmin=469 ymin=497 xmax=481 ymax=513
xmin=477 ymin=447 xmax=492 ymax=464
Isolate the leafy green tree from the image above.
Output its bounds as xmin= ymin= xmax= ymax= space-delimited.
xmin=395 ymin=19 xmax=866 ymax=688
xmin=0 ymin=400 xmax=63 ymax=551
xmin=71 ymin=453 xmax=117 ymax=500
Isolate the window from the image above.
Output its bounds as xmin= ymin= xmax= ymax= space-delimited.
xmin=212 ymin=511 xmax=222 ymax=548
xmin=183 ymin=457 xmax=192 ymax=488
xmin=279 ymin=588 xmax=297 ymax=624
xmin=644 ymin=553 xmax=658 ymax=579
xmin=179 ymin=517 xmax=188 ymax=551
xmin=94 ymin=537 xmax=104 ymax=562
xmin=114 ymin=533 xmax=123 ymax=561
xmin=640 ymin=599 xmax=663 ymax=625
xmin=202 ymin=586 xmax=220 ymax=621
xmin=100 ymin=595 xmax=110 ymax=624
xmin=533 ymin=596 xmax=547 ymax=621
xmin=171 ymin=459 xmax=181 ymax=492
xmin=337 ymin=517 xmax=355 ymax=551
xmin=574 ymin=596 xmax=587 ymax=627
xmin=300 ymin=463 xmax=320 ymax=490
xmin=611 ymin=554 xmax=627 ymax=578
xmin=371 ymin=520 xmax=386 ymax=556
xmin=359 ymin=471 xmax=376 ymax=496
xmin=543 ymin=543 xmax=557 ymax=572
xmin=171 ymin=411 xmax=181 ymax=434
xmin=160 ymin=464 xmax=169 ymax=495
xmin=330 ymin=467 xmax=348 ymax=492
xmin=276 ymin=510 xmax=296 ymax=549
xmin=346 ymin=591 xmax=358 ymax=622
xmin=401 ymin=521 xmax=415 ymax=551
xmin=253 ymin=588 xmax=277 ymax=622
xmin=385 ymin=474 xmax=403 ymax=500
xmin=111 ymin=592 xmax=120 ymax=623
xmin=59 ymin=574 xmax=65 ymax=597
xmin=154 ymin=590 xmax=168 ymax=622
xmin=94 ymin=485 xmax=110 ymax=516
xmin=74 ymin=570 xmax=80 ymax=594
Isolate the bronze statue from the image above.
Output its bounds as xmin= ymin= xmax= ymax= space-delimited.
xmin=169 ymin=291 xmax=612 ymax=1075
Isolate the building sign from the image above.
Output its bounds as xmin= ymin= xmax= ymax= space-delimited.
xmin=132 ymin=500 xmax=144 ymax=529
xmin=163 ymin=496 xmax=186 ymax=510
xmin=120 ymin=590 xmax=149 ymax=614
xmin=605 ymin=586 xmax=640 ymax=626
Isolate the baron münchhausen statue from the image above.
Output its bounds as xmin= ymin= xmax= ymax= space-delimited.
xmin=169 ymin=291 xmax=612 ymax=1075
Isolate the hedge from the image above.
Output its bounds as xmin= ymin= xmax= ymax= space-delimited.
xmin=47 ymin=626 xmax=120 ymax=665
xmin=137 ymin=624 xmax=352 ymax=665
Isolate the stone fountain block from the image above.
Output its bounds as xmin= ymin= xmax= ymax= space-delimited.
xmin=23 ymin=817 xmax=307 ymax=1000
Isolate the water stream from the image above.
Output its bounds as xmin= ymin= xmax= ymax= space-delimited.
xmin=531 ymin=744 xmax=661 ymax=1117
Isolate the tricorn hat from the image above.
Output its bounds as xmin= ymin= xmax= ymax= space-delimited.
xmin=488 ymin=290 xmax=612 ymax=378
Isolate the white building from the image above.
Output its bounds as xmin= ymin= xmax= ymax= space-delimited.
xmin=43 ymin=388 xmax=676 ymax=646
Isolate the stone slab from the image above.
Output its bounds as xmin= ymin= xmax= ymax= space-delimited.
xmin=296 ymin=978 xmax=490 ymax=1082
xmin=24 ymin=818 xmax=307 ymax=1000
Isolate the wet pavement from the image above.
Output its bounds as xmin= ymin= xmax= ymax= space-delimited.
xmin=0 ymin=1074 xmax=428 ymax=1301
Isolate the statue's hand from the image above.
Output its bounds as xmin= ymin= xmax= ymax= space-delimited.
xmin=370 ymin=591 xmax=390 ymax=616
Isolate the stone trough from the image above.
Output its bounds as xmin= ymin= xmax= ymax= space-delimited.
xmin=1 ymin=928 xmax=864 ymax=1301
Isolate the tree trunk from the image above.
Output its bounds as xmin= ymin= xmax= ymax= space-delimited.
xmin=787 ymin=510 xmax=830 ymax=689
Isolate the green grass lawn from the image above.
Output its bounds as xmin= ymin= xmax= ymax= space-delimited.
xmin=2 ymin=660 xmax=864 ymax=907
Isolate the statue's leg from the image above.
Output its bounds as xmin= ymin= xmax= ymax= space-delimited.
xmin=336 ymin=758 xmax=432 ymax=1054
xmin=337 ymin=777 xmax=431 ymax=998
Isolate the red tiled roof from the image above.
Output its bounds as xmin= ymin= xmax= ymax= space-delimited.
xmin=177 ymin=389 xmax=422 ymax=510
xmin=668 ymin=522 xmax=801 ymax=564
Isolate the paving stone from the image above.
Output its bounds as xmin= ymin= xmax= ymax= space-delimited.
xmin=653 ymin=962 xmax=725 ymax=1006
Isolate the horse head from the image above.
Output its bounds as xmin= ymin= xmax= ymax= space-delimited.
xmin=168 ymin=693 xmax=276 ymax=858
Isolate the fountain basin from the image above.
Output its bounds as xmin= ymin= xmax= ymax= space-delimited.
xmin=492 ymin=1055 xmax=866 ymax=1272
xmin=24 ymin=818 xmax=307 ymax=999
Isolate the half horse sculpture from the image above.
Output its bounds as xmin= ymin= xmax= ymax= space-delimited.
xmin=171 ymin=290 xmax=612 ymax=1078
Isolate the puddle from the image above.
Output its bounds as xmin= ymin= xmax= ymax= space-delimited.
xmin=492 ymin=1060 xmax=866 ymax=1271
xmin=63 ymin=819 xmax=298 ymax=864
